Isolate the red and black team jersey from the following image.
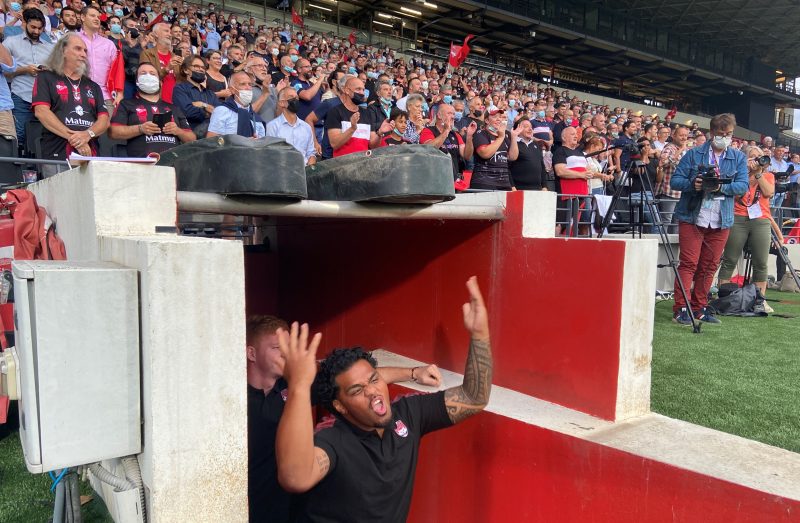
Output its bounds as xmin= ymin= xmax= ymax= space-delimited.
xmin=111 ymin=95 xmax=191 ymax=158
xmin=31 ymin=70 xmax=108 ymax=160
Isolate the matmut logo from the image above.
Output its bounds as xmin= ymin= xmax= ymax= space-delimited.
xmin=64 ymin=117 xmax=94 ymax=127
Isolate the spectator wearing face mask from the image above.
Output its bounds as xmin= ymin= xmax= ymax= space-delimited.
xmin=271 ymin=53 xmax=295 ymax=86
xmin=171 ymin=54 xmax=219 ymax=138
xmin=380 ymin=108 xmax=410 ymax=147
xmin=207 ymin=70 xmax=265 ymax=138
xmin=266 ymin=86 xmax=316 ymax=166
xmin=109 ymin=62 xmax=195 ymax=156
xmin=395 ymin=77 xmax=421 ymax=112
xmin=202 ymin=19 xmax=220 ymax=50
xmin=470 ymin=108 xmax=520 ymax=191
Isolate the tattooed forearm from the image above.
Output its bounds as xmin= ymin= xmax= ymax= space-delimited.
xmin=444 ymin=337 xmax=493 ymax=424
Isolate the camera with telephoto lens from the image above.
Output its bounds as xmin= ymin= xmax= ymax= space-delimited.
xmin=753 ymin=155 xmax=770 ymax=167
xmin=697 ymin=164 xmax=733 ymax=192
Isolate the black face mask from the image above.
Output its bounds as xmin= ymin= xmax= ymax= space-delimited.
xmin=129 ymin=28 xmax=140 ymax=39
xmin=351 ymin=92 xmax=365 ymax=105
xmin=231 ymin=59 xmax=241 ymax=67
xmin=190 ymin=71 xmax=206 ymax=84
xmin=286 ymin=98 xmax=299 ymax=113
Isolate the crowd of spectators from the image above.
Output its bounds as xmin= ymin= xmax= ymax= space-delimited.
xmin=0 ymin=0 xmax=797 ymax=220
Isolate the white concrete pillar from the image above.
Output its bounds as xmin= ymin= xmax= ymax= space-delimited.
xmin=30 ymin=163 xmax=248 ymax=522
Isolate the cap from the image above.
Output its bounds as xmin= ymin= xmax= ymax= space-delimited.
xmin=486 ymin=108 xmax=505 ymax=116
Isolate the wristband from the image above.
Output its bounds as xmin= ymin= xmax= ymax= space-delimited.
xmin=754 ymin=172 xmax=762 ymax=180
xmin=410 ymin=367 xmax=418 ymax=382
xmin=138 ymin=124 xmax=143 ymax=134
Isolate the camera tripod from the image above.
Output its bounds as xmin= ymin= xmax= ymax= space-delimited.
xmin=597 ymin=157 xmax=702 ymax=333
xmin=741 ymin=227 xmax=800 ymax=291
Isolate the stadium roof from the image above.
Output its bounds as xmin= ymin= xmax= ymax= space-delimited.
xmin=359 ymin=0 xmax=800 ymax=105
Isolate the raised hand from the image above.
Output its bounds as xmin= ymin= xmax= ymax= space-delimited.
xmin=277 ymin=322 xmax=322 ymax=387
xmin=462 ymin=276 xmax=489 ymax=341
xmin=414 ymin=364 xmax=442 ymax=387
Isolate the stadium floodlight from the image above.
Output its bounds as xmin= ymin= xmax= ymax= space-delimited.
xmin=308 ymin=3 xmax=332 ymax=11
xmin=400 ymin=6 xmax=422 ymax=15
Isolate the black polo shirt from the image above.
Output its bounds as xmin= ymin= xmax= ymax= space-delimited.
xmin=510 ymin=139 xmax=547 ymax=190
xmin=298 ymin=391 xmax=452 ymax=522
xmin=111 ymin=96 xmax=191 ymax=157
xmin=248 ymin=379 xmax=294 ymax=523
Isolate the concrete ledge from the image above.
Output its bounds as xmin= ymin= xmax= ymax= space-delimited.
xmin=373 ymin=349 xmax=800 ymax=502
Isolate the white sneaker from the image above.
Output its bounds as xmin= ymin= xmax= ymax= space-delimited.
xmin=764 ymin=301 xmax=774 ymax=313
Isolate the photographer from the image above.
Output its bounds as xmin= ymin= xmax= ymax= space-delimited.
xmin=717 ymin=146 xmax=775 ymax=312
xmin=669 ymin=113 xmax=748 ymax=326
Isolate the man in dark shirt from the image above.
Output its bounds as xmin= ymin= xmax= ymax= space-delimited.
xmin=275 ymin=276 xmax=493 ymax=523
xmin=470 ymin=108 xmax=520 ymax=190
xmin=109 ymin=62 xmax=195 ymax=157
xmin=419 ymin=103 xmax=475 ymax=181
xmin=291 ymin=58 xmax=323 ymax=121
xmin=246 ymin=315 xmax=441 ymax=523
xmin=31 ymin=34 xmax=109 ymax=177
xmin=510 ymin=119 xmax=547 ymax=190
xmin=613 ymin=120 xmax=639 ymax=175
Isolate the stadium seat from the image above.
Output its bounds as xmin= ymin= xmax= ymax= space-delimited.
xmin=0 ymin=135 xmax=22 ymax=185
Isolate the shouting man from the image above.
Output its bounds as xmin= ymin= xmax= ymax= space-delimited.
xmin=276 ymin=276 xmax=493 ymax=521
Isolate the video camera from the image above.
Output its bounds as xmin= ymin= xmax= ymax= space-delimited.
xmin=775 ymin=166 xmax=795 ymax=194
xmin=696 ymin=164 xmax=733 ymax=192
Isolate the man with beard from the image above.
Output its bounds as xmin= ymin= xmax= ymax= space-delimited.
xmin=207 ymin=71 xmax=265 ymax=138
xmin=78 ymin=5 xmax=118 ymax=111
xmin=139 ymin=22 xmax=181 ymax=103
xmin=4 ymin=8 xmax=54 ymax=149
xmin=266 ymin=86 xmax=316 ymax=165
xmin=275 ymin=276 xmax=493 ymax=522
xmin=109 ymin=62 xmax=194 ymax=157
xmin=31 ymin=34 xmax=109 ymax=176
xmin=246 ymin=315 xmax=441 ymax=523
xmin=51 ymin=6 xmax=80 ymax=40
xmin=291 ymin=58 xmax=323 ymax=121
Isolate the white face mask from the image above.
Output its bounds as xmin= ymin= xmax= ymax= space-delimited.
xmin=237 ymin=89 xmax=253 ymax=106
xmin=271 ymin=48 xmax=279 ymax=56
xmin=136 ymin=73 xmax=160 ymax=94
xmin=712 ymin=135 xmax=731 ymax=150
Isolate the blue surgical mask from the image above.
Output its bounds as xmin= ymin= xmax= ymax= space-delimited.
xmin=509 ymin=99 xmax=516 ymax=108
xmin=283 ymin=66 xmax=296 ymax=74
xmin=422 ymin=102 xmax=429 ymax=113
xmin=455 ymin=111 xmax=463 ymax=120
xmin=110 ymin=23 xmax=122 ymax=34
xmin=367 ymin=71 xmax=378 ymax=79
xmin=10 ymin=2 xmax=21 ymax=10
xmin=55 ymin=7 xmax=61 ymax=14
xmin=380 ymin=96 xmax=392 ymax=106
xmin=364 ymin=88 xmax=370 ymax=99
xmin=207 ymin=22 xmax=214 ymax=29
xmin=114 ymin=8 xmax=124 ymax=17
xmin=145 ymin=6 xmax=151 ymax=12
xmin=290 ymin=54 xmax=299 ymax=63
xmin=348 ymin=66 xmax=357 ymax=74
xmin=393 ymin=128 xmax=403 ymax=137
xmin=537 ymin=110 xmax=545 ymax=119
xmin=443 ymin=95 xmax=453 ymax=104
xmin=105 ymin=6 xmax=112 ymax=13
xmin=487 ymin=125 xmax=497 ymax=133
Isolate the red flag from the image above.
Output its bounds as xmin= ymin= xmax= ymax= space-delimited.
xmin=145 ymin=13 xmax=163 ymax=31
xmin=666 ymin=105 xmax=677 ymax=119
xmin=448 ymin=34 xmax=475 ymax=68
xmin=348 ymin=30 xmax=357 ymax=46
xmin=291 ymin=7 xmax=304 ymax=28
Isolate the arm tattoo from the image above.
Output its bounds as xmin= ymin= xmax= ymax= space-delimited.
xmin=445 ymin=338 xmax=493 ymax=424
xmin=316 ymin=452 xmax=330 ymax=475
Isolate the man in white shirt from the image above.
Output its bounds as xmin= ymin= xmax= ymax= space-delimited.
xmin=265 ymin=86 xmax=316 ymax=166
xmin=207 ymin=71 xmax=266 ymax=138
xmin=770 ymin=144 xmax=790 ymax=209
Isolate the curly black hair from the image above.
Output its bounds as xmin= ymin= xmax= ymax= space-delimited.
xmin=313 ymin=348 xmax=377 ymax=411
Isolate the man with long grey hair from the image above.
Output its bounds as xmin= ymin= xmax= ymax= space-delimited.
xmin=32 ymin=33 xmax=109 ymax=177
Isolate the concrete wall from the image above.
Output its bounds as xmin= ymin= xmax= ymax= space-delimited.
xmin=29 ymin=163 xmax=248 ymax=523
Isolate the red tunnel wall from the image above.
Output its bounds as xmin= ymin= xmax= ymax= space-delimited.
xmin=403 ymin=403 xmax=799 ymax=523
xmin=245 ymin=192 xmax=627 ymax=420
